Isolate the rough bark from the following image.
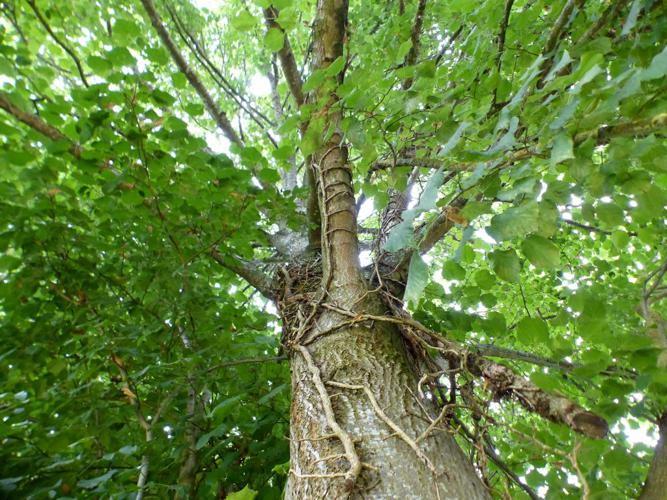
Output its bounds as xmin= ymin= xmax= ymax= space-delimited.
xmin=640 ymin=412 xmax=667 ymax=500
xmin=283 ymin=295 xmax=491 ymax=499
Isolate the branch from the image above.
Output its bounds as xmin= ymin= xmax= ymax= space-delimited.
xmin=491 ymin=0 xmax=514 ymax=109
xmin=465 ymin=355 xmax=608 ymax=439
xmin=0 ymin=92 xmax=81 ymax=158
xmin=453 ymin=416 xmax=539 ymax=500
xmin=205 ymin=355 xmax=287 ymax=373
xmin=372 ymin=156 xmax=448 ymax=170
xmin=139 ymin=0 xmax=241 ymax=146
xmin=416 ymin=196 xmax=468 ymax=255
xmin=401 ymin=0 xmax=428 ymax=89
xmin=434 ymin=25 xmax=464 ymax=66
xmin=640 ymin=412 xmax=667 ymax=500
xmin=474 ymin=343 xmax=636 ymax=379
xmin=322 ymin=305 xmax=609 ymax=439
xmin=574 ymin=112 xmax=667 ymax=145
xmin=562 ymin=218 xmax=611 ymax=235
xmin=264 ymin=7 xmax=305 ymax=106
xmin=209 ymin=248 xmax=275 ymax=299
xmin=578 ymin=0 xmax=627 ymax=44
xmin=536 ymin=0 xmax=584 ymax=87
xmin=393 ymin=110 xmax=666 ymax=270
xmin=109 ymin=354 xmax=153 ymax=500
xmin=166 ymin=5 xmax=275 ymax=130
xmin=25 ymin=0 xmax=89 ymax=87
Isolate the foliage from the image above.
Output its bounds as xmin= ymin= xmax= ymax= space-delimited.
xmin=0 ymin=0 xmax=665 ymax=498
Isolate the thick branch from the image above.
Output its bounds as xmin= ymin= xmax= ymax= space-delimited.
xmin=210 ymin=249 xmax=275 ymax=299
xmin=139 ymin=0 xmax=241 ymax=145
xmin=465 ymin=354 xmax=607 ymax=439
xmin=0 ymin=92 xmax=81 ymax=158
xmin=323 ymin=305 xmax=609 ymax=439
xmin=264 ymin=7 xmax=305 ymax=106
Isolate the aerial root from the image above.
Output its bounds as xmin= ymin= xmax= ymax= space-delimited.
xmin=326 ymin=380 xmax=437 ymax=475
xmin=297 ymin=345 xmax=362 ymax=496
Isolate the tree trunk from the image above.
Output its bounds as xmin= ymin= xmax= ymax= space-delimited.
xmin=640 ymin=412 xmax=667 ymax=500
xmin=281 ymin=291 xmax=490 ymax=499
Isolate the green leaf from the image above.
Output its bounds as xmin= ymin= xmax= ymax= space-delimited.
xmin=172 ymin=72 xmax=187 ymax=89
xmin=258 ymin=383 xmax=287 ymax=404
xmin=621 ymin=0 xmax=641 ymax=36
xmin=87 ymin=56 xmax=111 ymax=74
xmin=611 ymin=230 xmax=630 ymax=250
xmin=227 ymin=485 xmax=258 ymax=500
xmin=232 ymin=11 xmax=257 ymax=31
xmin=264 ymin=28 xmax=285 ymax=52
xmin=550 ymin=133 xmax=574 ymax=165
xmin=474 ymin=269 xmax=496 ymax=290
xmin=443 ymin=260 xmax=466 ymax=281
xmin=382 ymin=214 xmax=416 ymax=252
xmin=487 ymin=202 xmax=539 ymax=241
xmin=325 ymin=56 xmax=346 ymax=77
xmin=489 ymin=249 xmax=521 ymax=283
xmin=108 ymin=47 xmax=135 ymax=67
xmin=396 ymin=41 xmax=412 ymax=62
xmin=438 ymin=122 xmax=469 ymax=156
xmin=642 ymin=46 xmax=667 ymax=80
xmin=78 ymin=470 xmax=117 ymax=489
xmin=516 ymin=317 xmax=549 ymax=344
xmin=404 ymin=254 xmax=429 ymax=304
xmin=415 ymin=168 xmax=445 ymax=211
xmin=521 ymin=234 xmax=560 ymax=269
xmin=113 ymin=19 xmax=141 ymax=39
xmin=196 ymin=423 xmax=227 ymax=450
xmin=597 ymin=203 xmax=624 ymax=227
xmin=276 ymin=8 xmax=298 ymax=31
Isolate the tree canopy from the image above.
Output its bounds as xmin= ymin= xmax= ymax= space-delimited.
xmin=0 ymin=0 xmax=666 ymax=498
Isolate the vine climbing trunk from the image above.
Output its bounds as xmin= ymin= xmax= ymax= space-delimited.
xmin=282 ymin=294 xmax=491 ymax=499
xmin=280 ymin=1 xmax=491 ymax=497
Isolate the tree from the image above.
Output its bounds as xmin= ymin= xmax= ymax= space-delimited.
xmin=0 ymin=0 xmax=666 ymax=497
